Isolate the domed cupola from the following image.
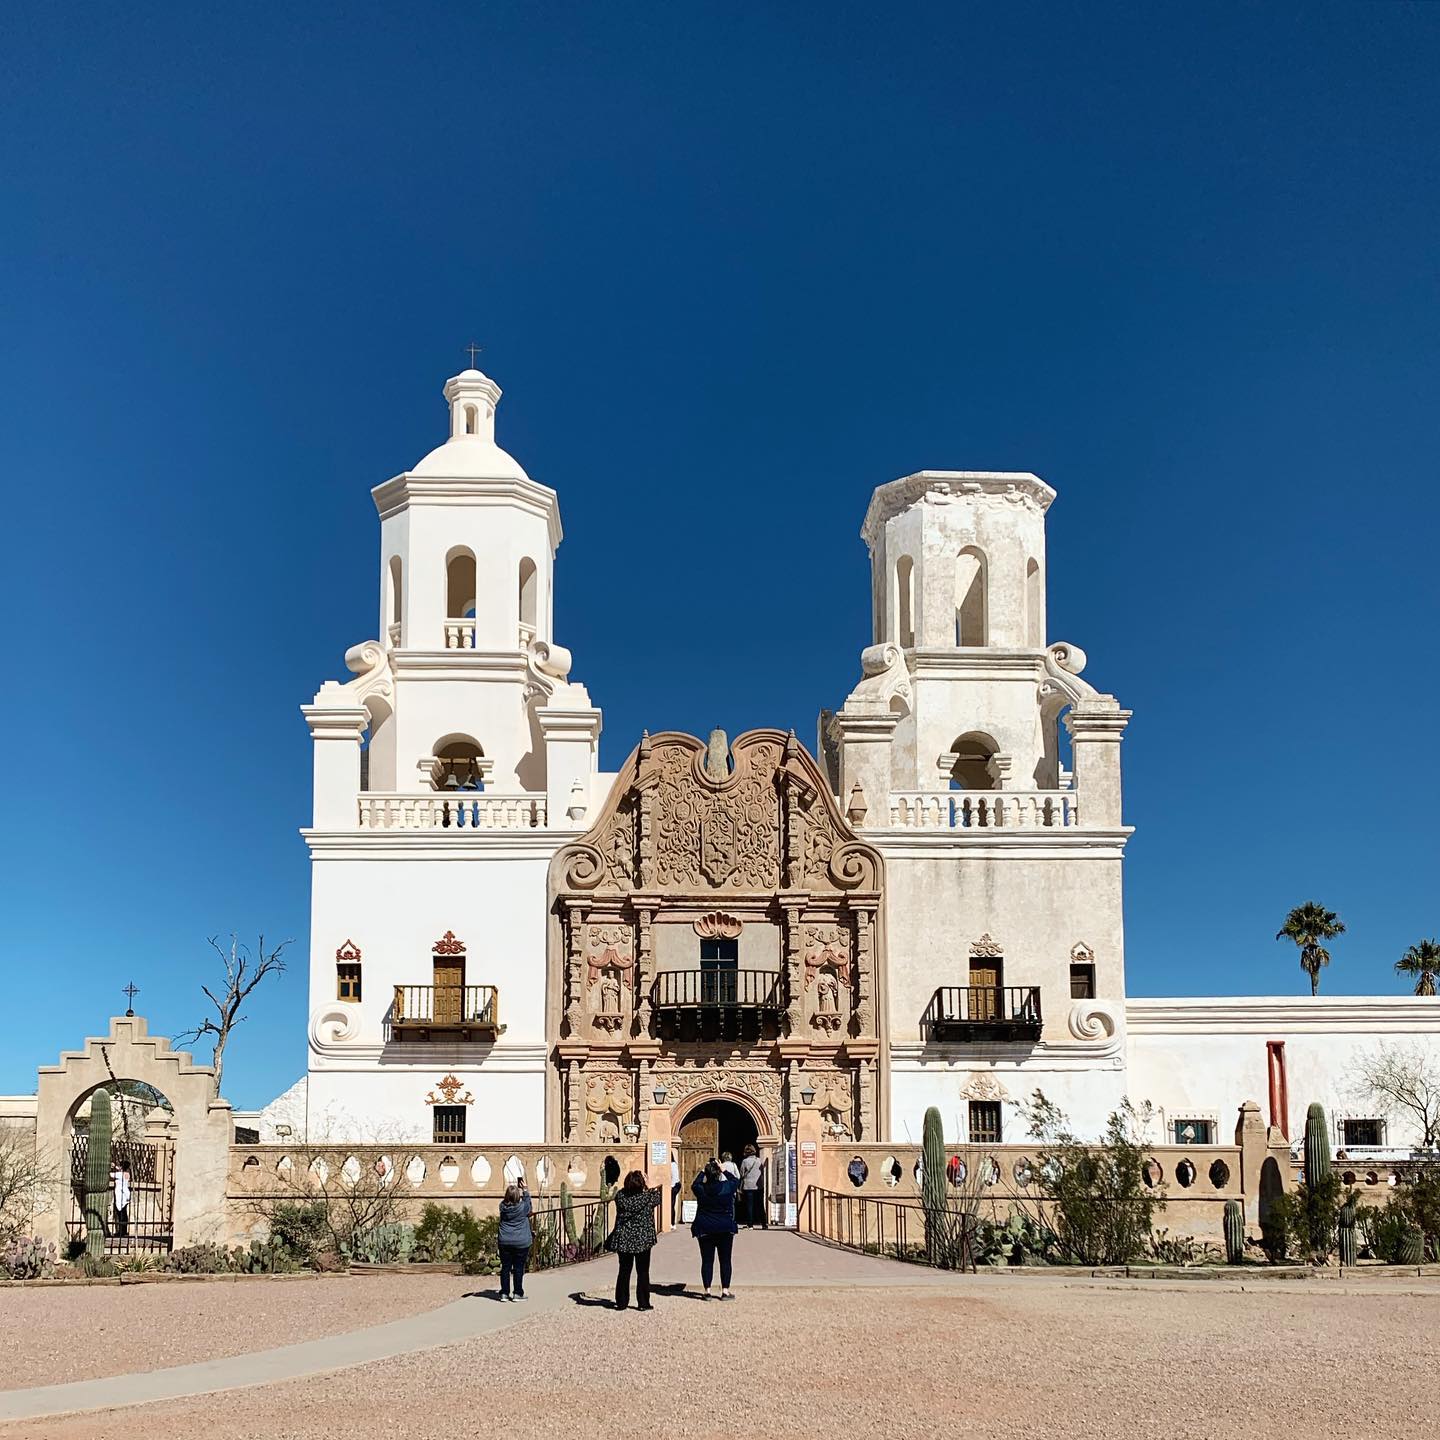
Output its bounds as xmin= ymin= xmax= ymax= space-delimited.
xmin=409 ymin=367 xmax=531 ymax=481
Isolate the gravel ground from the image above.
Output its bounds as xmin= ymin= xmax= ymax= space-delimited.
xmin=0 ymin=1274 xmax=476 ymax=1389
xmin=11 ymin=1278 xmax=1435 ymax=1439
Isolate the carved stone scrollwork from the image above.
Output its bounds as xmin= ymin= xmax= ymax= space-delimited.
xmin=1068 ymin=999 xmax=1120 ymax=1042
xmin=970 ymin=933 xmax=1003 ymax=959
xmin=656 ymin=1067 xmax=784 ymax=1132
xmin=693 ymin=912 xmax=743 ymax=939
xmin=584 ymin=1071 xmax=635 ymax=1142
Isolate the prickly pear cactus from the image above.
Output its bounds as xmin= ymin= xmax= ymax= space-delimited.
xmin=1223 ymin=1199 xmax=1245 ymax=1265
xmin=1400 ymin=1224 xmax=1425 ymax=1267
xmin=83 ymin=1088 xmax=113 ymax=1258
xmin=1303 ymin=1102 xmax=1331 ymax=1190
xmin=1337 ymin=1201 xmax=1357 ymax=1267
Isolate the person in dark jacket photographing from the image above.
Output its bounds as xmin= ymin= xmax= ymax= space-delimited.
xmin=690 ymin=1158 xmax=741 ymax=1299
xmin=497 ymin=1182 xmax=533 ymax=1301
xmin=609 ymin=1169 xmax=662 ymax=1310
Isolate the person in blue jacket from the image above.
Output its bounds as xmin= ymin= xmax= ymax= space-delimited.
xmin=497 ymin=1181 xmax=533 ymax=1301
xmin=690 ymin=1158 xmax=741 ymax=1299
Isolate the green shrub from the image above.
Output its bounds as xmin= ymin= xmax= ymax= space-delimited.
xmin=1360 ymin=1200 xmax=1420 ymax=1263
xmin=413 ymin=1204 xmax=500 ymax=1272
xmin=1390 ymin=1166 xmax=1440 ymax=1260
xmin=267 ymin=1201 xmax=329 ymax=1266
xmin=1024 ymin=1091 xmax=1162 ymax=1266
xmin=1265 ymin=1173 xmax=1347 ymax=1264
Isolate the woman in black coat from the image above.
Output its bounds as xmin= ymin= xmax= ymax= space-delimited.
xmin=690 ymin=1159 xmax=741 ymax=1299
xmin=609 ymin=1169 xmax=662 ymax=1311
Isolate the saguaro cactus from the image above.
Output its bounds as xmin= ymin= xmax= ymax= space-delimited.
xmin=1303 ymin=1103 xmax=1331 ymax=1190
xmin=1223 ymin=1199 xmax=1245 ymax=1265
xmin=921 ymin=1106 xmax=948 ymax=1263
xmin=1337 ymin=1200 xmax=1357 ymax=1267
xmin=561 ymin=1182 xmax=578 ymax=1245
xmin=83 ymin=1088 xmax=113 ymax=1258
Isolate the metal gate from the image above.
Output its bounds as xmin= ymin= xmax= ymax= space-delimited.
xmin=67 ymin=1133 xmax=175 ymax=1255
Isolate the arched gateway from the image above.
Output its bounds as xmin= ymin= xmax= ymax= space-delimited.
xmin=34 ymin=1016 xmax=233 ymax=1252
xmin=546 ymin=728 xmax=887 ymax=1154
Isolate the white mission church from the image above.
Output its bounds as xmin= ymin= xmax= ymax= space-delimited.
xmin=278 ymin=364 xmax=1437 ymax=1166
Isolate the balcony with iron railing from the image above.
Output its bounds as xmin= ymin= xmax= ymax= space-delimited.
xmin=391 ymin=985 xmax=503 ymax=1040
xmin=652 ymin=969 xmax=785 ymax=1015
xmin=922 ymin=986 xmax=1042 ymax=1043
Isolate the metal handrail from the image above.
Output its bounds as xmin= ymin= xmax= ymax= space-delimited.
xmin=923 ymin=985 xmax=1042 ymax=1031
xmin=652 ymin=970 xmax=784 ymax=1009
xmin=392 ymin=984 xmax=501 ymax=1029
xmin=799 ymin=1187 xmax=976 ymax=1272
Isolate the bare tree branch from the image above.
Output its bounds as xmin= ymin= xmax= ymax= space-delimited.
xmin=1352 ymin=1043 xmax=1440 ymax=1149
xmin=177 ymin=934 xmax=291 ymax=1093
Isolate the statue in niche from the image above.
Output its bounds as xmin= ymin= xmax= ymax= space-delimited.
xmin=821 ymin=1105 xmax=851 ymax=1139
xmin=593 ymin=966 xmax=625 ymax=1034
xmin=812 ymin=966 xmax=843 ymax=1032
xmin=597 ymin=1110 xmax=621 ymax=1143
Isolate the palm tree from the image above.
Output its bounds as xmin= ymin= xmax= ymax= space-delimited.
xmin=1396 ymin=938 xmax=1440 ymax=996
xmin=1275 ymin=902 xmax=1346 ymax=996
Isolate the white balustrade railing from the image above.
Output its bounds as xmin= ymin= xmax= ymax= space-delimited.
xmin=444 ymin=619 xmax=477 ymax=650
xmin=518 ymin=621 xmax=537 ymax=649
xmin=386 ymin=622 xmax=401 ymax=647
xmin=358 ymin=792 xmax=547 ymax=831
xmin=885 ymin=790 xmax=1079 ymax=830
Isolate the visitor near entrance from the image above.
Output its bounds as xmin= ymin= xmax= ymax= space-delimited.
xmin=739 ymin=1144 xmax=765 ymax=1227
xmin=111 ymin=1160 xmax=131 ymax=1239
xmin=497 ymin=1182 xmax=532 ymax=1301
xmin=609 ymin=1170 xmax=662 ymax=1311
xmin=691 ymin=1160 xmax=741 ymax=1299
xmin=670 ymin=1146 xmax=680 ymax=1224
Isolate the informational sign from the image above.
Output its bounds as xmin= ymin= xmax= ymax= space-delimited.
xmin=650 ymin=1140 xmax=669 ymax=1165
xmin=682 ymin=1199 xmax=698 ymax=1222
xmin=800 ymin=1139 xmax=818 ymax=1167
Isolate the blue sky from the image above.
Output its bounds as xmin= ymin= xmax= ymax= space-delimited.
xmin=1 ymin=4 xmax=1436 ymax=1108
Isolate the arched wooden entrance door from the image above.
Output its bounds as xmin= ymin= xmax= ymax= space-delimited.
xmin=673 ymin=1094 xmax=767 ymax=1222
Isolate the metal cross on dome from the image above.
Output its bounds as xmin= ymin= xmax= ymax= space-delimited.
xmin=464 ymin=341 xmax=482 ymax=368
xmin=122 ymin=981 xmax=139 ymax=1017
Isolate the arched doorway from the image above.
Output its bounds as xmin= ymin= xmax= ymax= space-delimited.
xmin=35 ymin=1015 xmax=235 ymax=1252
xmin=675 ymin=1097 xmax=760 ymax=1198
xmin=65 ymin=1081 xmax=176 ymax=1256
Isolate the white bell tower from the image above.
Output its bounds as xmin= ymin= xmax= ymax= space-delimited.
xmin=828 ymin=470 xmax=1129 ymax=829
xmin=304 ymin=365 xmax=602 ymax=829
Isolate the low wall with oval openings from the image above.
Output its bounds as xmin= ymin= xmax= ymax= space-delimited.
xmin=228 ymin=1143 xmax=642 ymax=1240
xmin=821 ymin=1142 xmax=1252 ymax=1241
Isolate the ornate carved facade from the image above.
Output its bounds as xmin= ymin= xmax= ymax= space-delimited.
xmin=547 ymin=728 xmax=886 ymax=1143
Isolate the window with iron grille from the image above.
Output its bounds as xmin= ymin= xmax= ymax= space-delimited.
xmin=1069 ymin=963 xmax=1095 ymax=1000
xmin=1341 ymin=1117 xmax=1384 ymax=1148
xmin=968 ymin=1100 xmax=1002 ymax=1145
xmin=336 ymin=962 xmax=362 ymax=1002
xmin=1171 ymin=1118 xmax=1215 ymax=1145
xmin=433 ymin=1105 xmax=466 ymax=1145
